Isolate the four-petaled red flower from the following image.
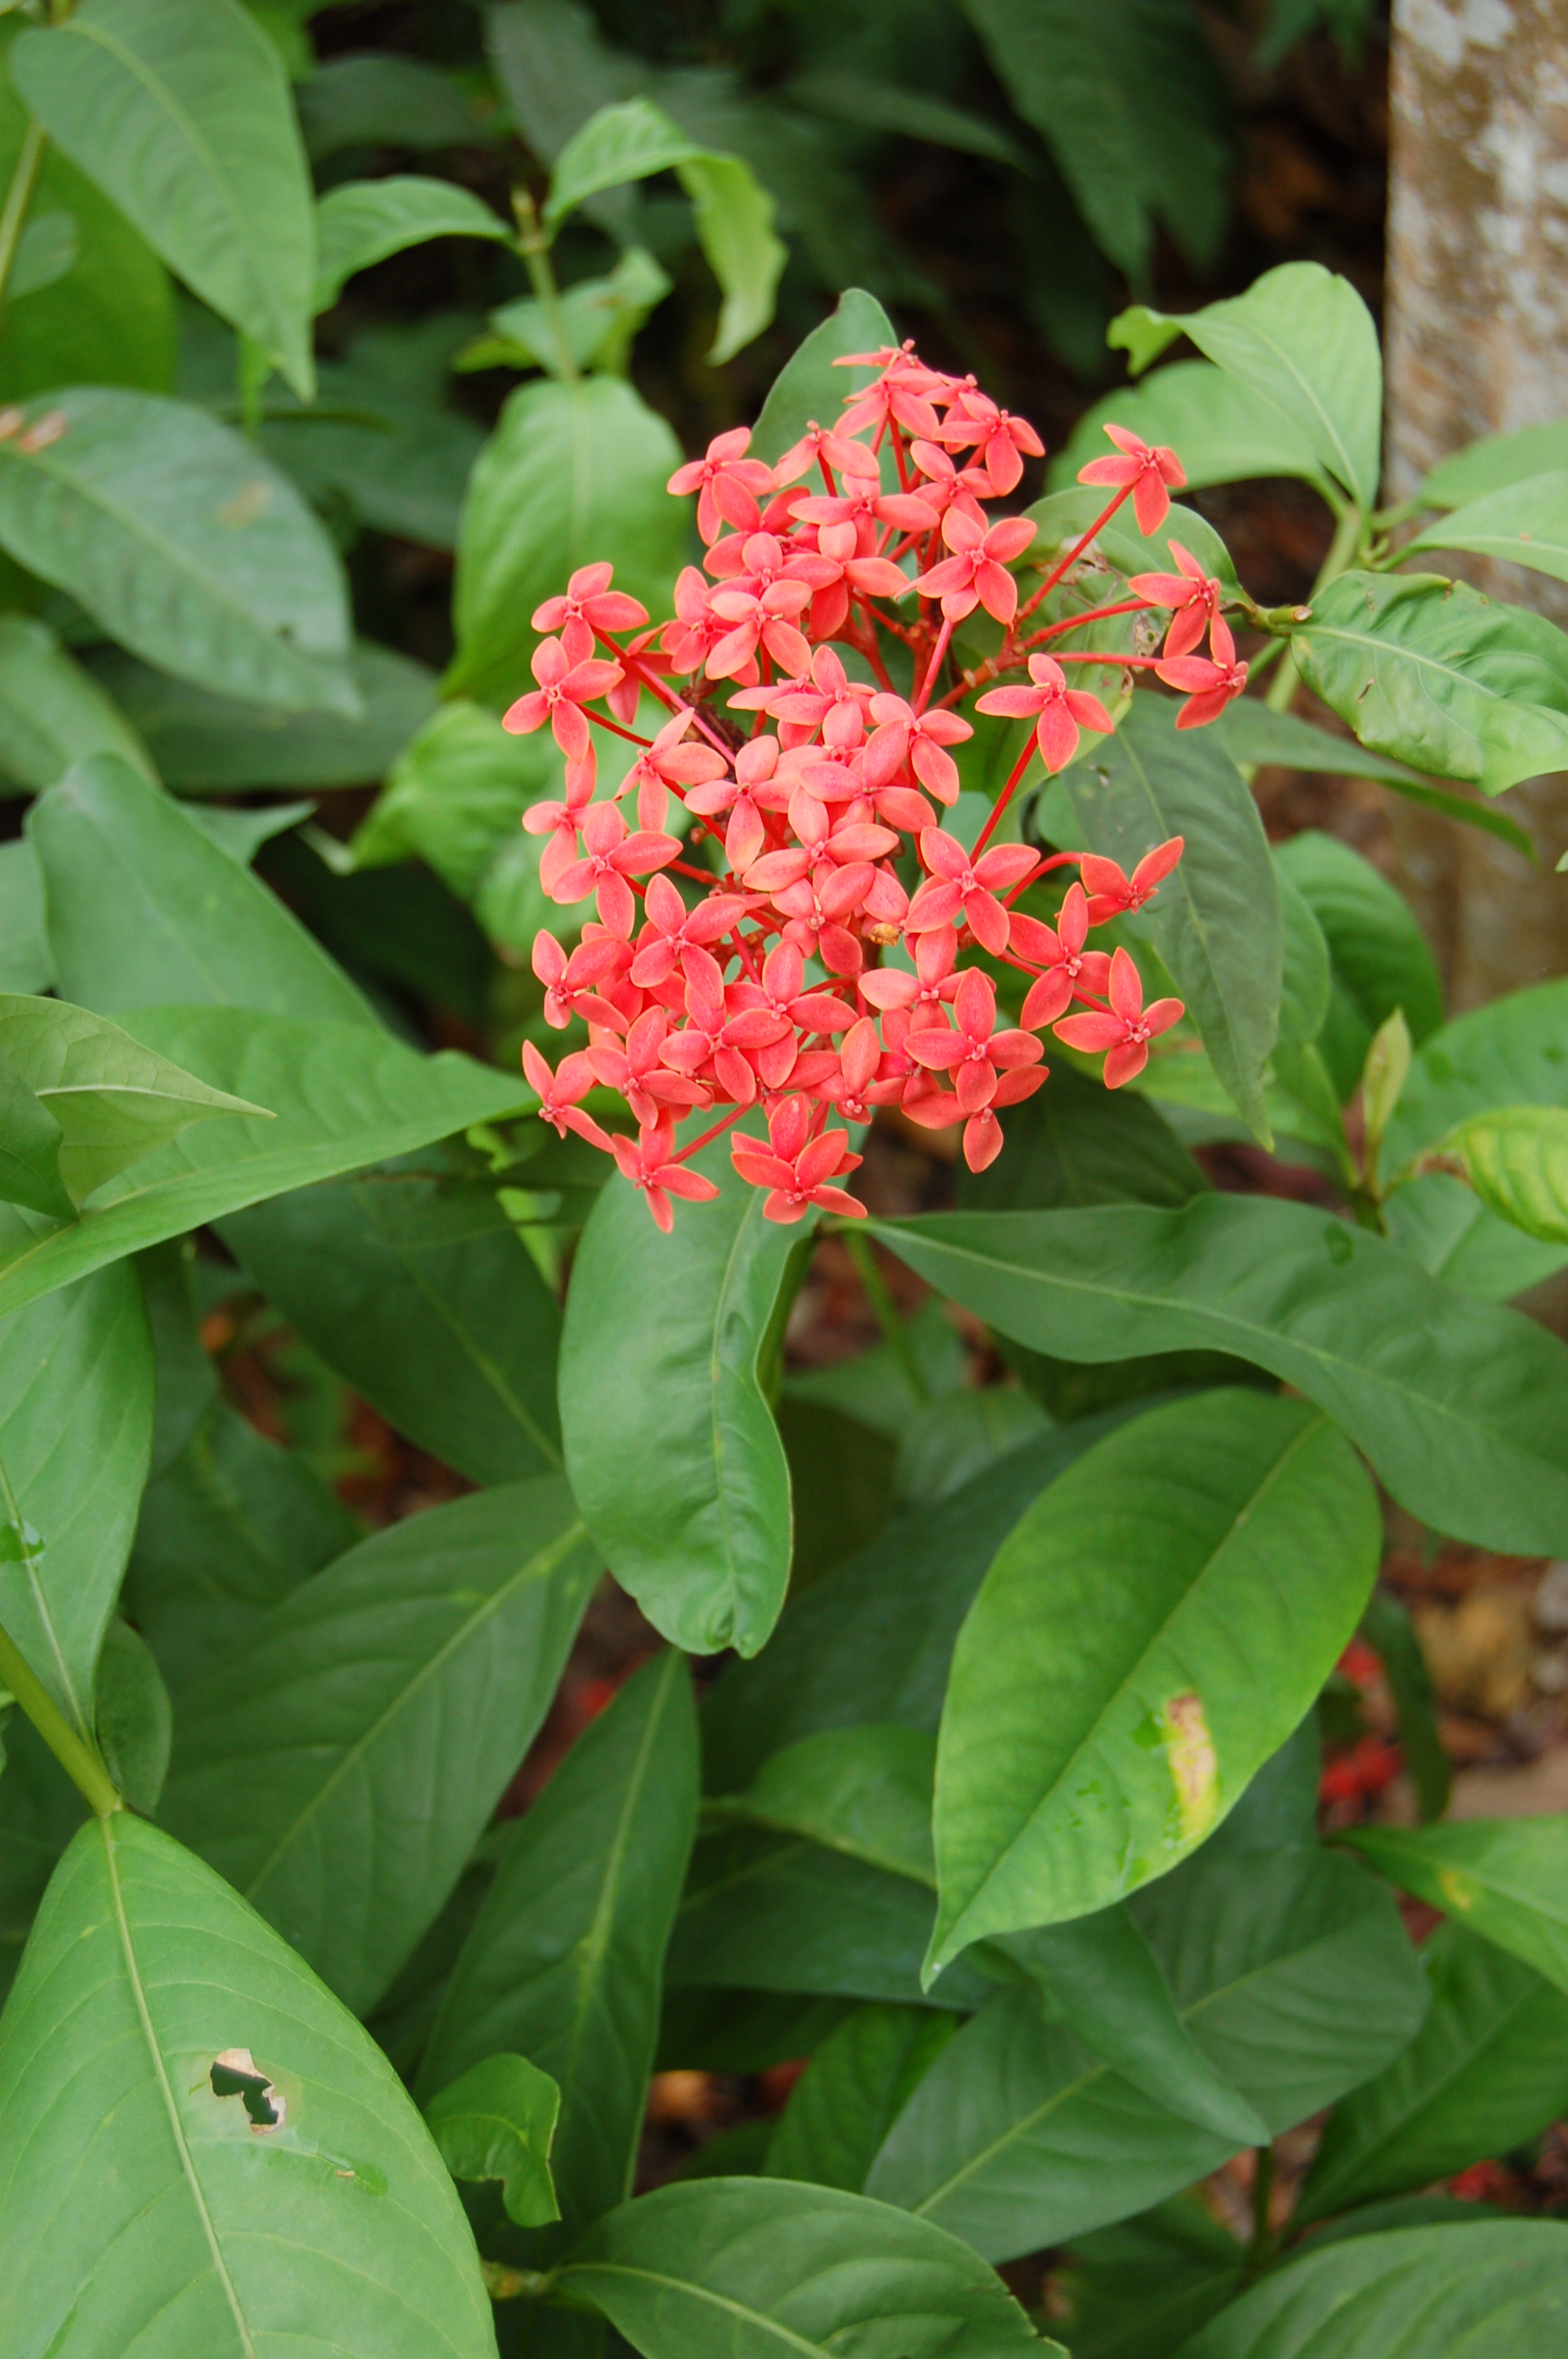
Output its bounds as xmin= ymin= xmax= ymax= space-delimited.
xmin=532 ymin=562 xmax=649 ymax=663
xmin=1127 ymin=540 xmax=1226 ymax=660
xmin=730 ymin=1095 xmax=866 ymax=1223
xmin=1054 ymin=945 xmax=1185 ymax=1087
xmin=611 ymin=1116 xmax=722 ymax=1233
xmin=913 ymin=508 xmax=1036 ymax=624
xmin=907 ymin=827 xmax=1040 ymax=955
xmin=667 ymin=427 xmax=776 ymax=541
xmin=975 ymin=655 xmax=1114 ymax=774
xmin=1078 ymin=423 xmax=1187 ymax=536
xmin=547 ymin=799 xmax=681 ymax=937
xmin=1080 ymin=837 xmax=1185 ymax=925
xmin=1156 ymin=612 xmax=1250 ymax=727
xmin=504 ymin=635 xmax=624 ymax=763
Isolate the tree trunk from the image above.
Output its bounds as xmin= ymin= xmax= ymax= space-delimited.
xmin=1383 ymin=0 xmax=1568 ymax=1005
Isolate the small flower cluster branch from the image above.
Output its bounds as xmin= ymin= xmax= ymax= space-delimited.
xmin=508 ymin=344 xmax=1244 ymax=1229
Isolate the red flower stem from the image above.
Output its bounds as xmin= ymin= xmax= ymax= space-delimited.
xmin=1018 ymin=598 xmax=1152 ymax=649
xmin=669 ymin=859 xmax=718 ymax=885
xmin=971 ymin=733 xmax=1040 ymax=860
xmin=1051 ymin=651 xmax=1164 ymax=666
xmin=1017 ymin=483 xmax=1134 ymax=623
xmin=672 ymin=1105 xmax=746 ymax=1165
xmin=913 ymin=612 xmax=956 ymax=717
xmin=586 ymin=710 xmax=654 ymax=747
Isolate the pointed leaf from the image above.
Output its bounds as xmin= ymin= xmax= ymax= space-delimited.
xmin=314 ymin=175 xmax=511 ymax=312
xmin=1404 ymin=468 xmax=1568 ymax=583
xmin=676 ymin=152 xmax=786 ymax=364
xmin=928 ymin=1391 xmax=1379 ymax=1968
xmin=12 ymin=0 xmax=317 ymax=395
xmin=750 ymin=287 xmax=898 ymax=466
xmin=159 ymin=1479 xmax=596 ymax=2013
xmin=1434 ymin=1104 xmax=1568 ymax=1245
xmin=1213 ymin=702 xmax=1537 ymax=857
xmin=957 ymin=1060 xmax=1205 ymax=1212
xmin=93 ymin=1616 xmax=172 ymax=1813
xmin=0 ymin=1813 xmax=495 ymax=2356
xmin=0 ymin=615 xmax=155 ymax=793
xmin=721 ymin=1725 xmax=938 ymax=1887
xmin=556 ymin=2176 xmax=1057 ymax=2359
xmin=419 ymin=1651 xmax=699 ymax=2241
xmin=560 ymin=1152 xmax=799 ymax=1657
xmin=426 ymin=2052 xmax=561 ymax=2228
xmin=869 ymin=1198 xmax=1568 ymax=1558
xmin=768 ymin=2002 xmax=957 ymax=2190
xmin=1345 ymin=1817 xmax=1568 ymax=1996
xmin=0 ymin=1060 xmax=74 ymax=1223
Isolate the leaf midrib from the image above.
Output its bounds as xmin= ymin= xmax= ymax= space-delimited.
xmin=558 ymin=2259 xmax=829 ymax=2359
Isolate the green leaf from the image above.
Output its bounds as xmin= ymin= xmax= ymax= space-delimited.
xmin=224 ymin=1162 xmax=564 ymax=1487
xmin=1214 ymin=702 xmax=1537 ymax=859
xmin=125 ymin=1397 xmax=355 ymax=1692
xmin=872 ymin=1198 xmax=1568 ymax=1556
xmin=9 ymin=209 xmax=78 ymax=302
xmin=867 ymin=1848 xmax=1424 ymax=2259
xmin=750 ymin=287 xmax=897 ymax=467
xmin=260 ymin=376 xmax=485 ymax=554
xmin=557 ymin=2176 xmax=1058 ymax=2359
xmin=0 ymin=1060 xmax=74 ymax=1223
xmin=1054 ymin=2196 xmax=1244 ymax=2359
xmin=1359 ymin=1589 xmax=1450 ymax=1824
xmin=448 ymin=373 xmax=684 ymax=708
xmin=1345 ymin=1817 xmax=1568 ymax=1995
xmin=1111 ymin=264 xmax=1381 ymax=507
xmin=91 ymin=640 xmax=438 ymax=791
xmin=0 ymin=1263 xmax=151 ymax=1735
xmin=1291 ymin=571 xmax=1568 ymax=797
xmin=561 ymin=1149 xmax=798 ymax=1658
xmin=1275 ymin=863 xmax=1331 ymax=1050
xmin=1421 ymin=420 xmax=1568 ymax=509
xmin=314 ymin=174 xmax=511 ymax=312
xmin=138 ymin=1234 xmax=219 ymax=1481
xmin=350 ymin=697 xmax=557 ymax=899
xmin=891 ymin=1389 xmax=1050 ymax=1511
xmin=1432 ymin=1104 xmax=1568 ymax=1244
xmin=545 ymin=95 xmax=700 ymax=222
xmin=0 ymin=393 xmax=355 ymax=714
xmin=0 ymin=1812 xmax=495 ymax=2356
xmin=1024 ymin=485 xmax=1240 ymax=591
xmin=959 ymin=0 xmax=1228 ymax=282
xmin=0 ymin=992 xmax=267 ymax=1205
xmin=418 ymin=1651 xmax=699 ymax=2240
xmin=0 ymin=616 xmax=155 ymax=794
xmin=768 ymin=2003 xmax=957 ymax=2190
xmin=785 ymin=72 xmax=1033 ymax=169
xmin=0 ymin=1714 xmax=82 ymax=2007
xmin=474 ymin=245 xmax=672 ymax=380
xmin=1174 ymin=2218 xmax=1568 ymax=2358
xmin=1274 ymin=825 xmax=1444 ymax=1108
xmin=31 ymin=754 xmax=372 ymax=1027
xmin=93 ymin=1615 xmax=172 ymax=1812
xmin=426 ymin=2052 xmax=561 ymax=2228
xmin=299 ymin=53 xmax=492 ymax=162
xmin=159 ymin=1479 xmax=595 ymax=2013
xmin=1050 ymin=361 xmax=1327 ymax=499
xmin=677 ymin=151 xmax=787 ymax=365
xmin=0 ymin=842 xmax=51 ymax=998
xmin=13 ymin=0 xmax=317 ymax=396
xmin=1298 ymin=1921 xmax=1568 ymax=2223
xmin=927 ymin=1391 xmax=1377 ymax=1970
xmin=957 ymin=1061 xmax=1206 ymax=1212
xmin=1403 ymin=467 xmax=1568 ymax=584
xmin=1059 ymin=695 xmax=1283 ymax=1140
xmin=720 ymin=1725 xmax=938 ymax=1887
xmin=184 ymin=797 xmax=314 ymax=867
xmin=701 ymin=1405 xmax=1174 ymax=1793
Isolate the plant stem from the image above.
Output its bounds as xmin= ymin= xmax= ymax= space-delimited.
xmin=1244 ymin=2140 xmax=1277 ymax=2277
xmin=513 ymin=187 xmax=578 ymax=383
xmin=1264 ymin=501 xmax=1362 ymax=714
xmin=0 ymin=121 xmax=46 ymax=312
xmin=0 ymin=1612 xmax=121 ymax=1819
xmin=844 ymin=1228 xmax=930 ymax=1405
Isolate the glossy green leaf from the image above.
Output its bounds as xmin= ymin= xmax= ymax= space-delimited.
xmin=1175 ymin=2219 xmax=1568 ymax=2358
xmin=891 ymin=1389 xmax=1050 ymax=1512
xmin=562 ymin=2175 xmax=1057 ymax=2359
xmin=91 ymin=641 xmax=437 ymax=791
xmin=1111 ymin=264 xmax=1381 ymax=507
xmin=225 ymin=1162 xmax=564 ymax=1487
xmin=1421 ymin=420 xmax=1568 ymax=507
xmin=768 ymin=2003 xmax=957 ymax=2190
xmin=928 ymin=1392 xmax=1377 ymax=1969
xmin=544 ymin=95 xmax=699 ymax=220
xmin=426 ymin=2052 xmax=561 ymax=2228
xmin=93 ymin=1616 xmax=172 ymax=1813
xmin=0 ymin=394 xmax=354 ymax=714
xmin=419 ymin=1651 xmax=699 ymax=2241
xmin=1050 ymin=362 xmax=1327 ymax=499
xmin=0 ymin=841 xmax=51 ymax=998
xmin=1291 ymin=571 xmax=1568 ymax=796
xmin=1060 ymin=695 xmax=1282 ymax=1139
xmin=1346 ymin=1818 xmax=1568 ymax=1995
xmin=1212 ymin=704 xmax=1536 ymax=858
xmin=750 ymin=287 xmax=898 ymax=466
xmin=867 ymin=1848 xmax=1424 ymax=2259
xmin=958 ymin=1061 xmax=1205 ymax=1212
xmin=720 ymin=1725 xmax=938 ymax=1887
xmin=872 ymin=1197 xmax=1568 ymax=1557
xmin=0 ymin=616 xmax=155 ymax=794
xmin=0 ymin=1812 xmax=495 ymax=2356
xmin=448 ymin=374 xmax=684 ymax=707
xmin=0 ymin=993 xmax=267 ymax=1205
xmin=701 ymin=1406 xmax=1171 ymax=1793
xmin=125 ymin=1398 xmax=355 ymax=1693
xmin=1299 ymin=1921 xmax=1568 ymax=2223
xmin=1434 ymin=1104 xmax=1568 ymax=1243
xmin=561 ymin=1150 xmax=798 ymax=1658
xmin=13 ymin=0 xmax=317 ymax=395
xmin=159 ymin=1479 xmax=595 ymax=2014
xmin=314 ymin=175 xmax=510 ymax=311
xmin=350 ymin=698 xmax=557 ymax=899
xmin=1403 ymin=467 xmax=1568 ymax=583
xmin=1025 ymin=485 xmax=1239 ymax=591
xmin=0 ymin=1263 xmax=151 ymax=1736
xmin=0 ymin=1060 xmax=73 ymax=1223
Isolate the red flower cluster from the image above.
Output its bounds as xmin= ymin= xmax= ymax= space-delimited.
xmin=509 ymin=343 xmax=1244 ymax=1228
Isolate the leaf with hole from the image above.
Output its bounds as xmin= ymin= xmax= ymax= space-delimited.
xmin=425 ymin=2052 xmax=561 ymax=2229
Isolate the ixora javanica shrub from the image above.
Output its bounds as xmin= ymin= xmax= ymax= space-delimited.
xmin=6 ymin=14 xmax=1568 ymax=2357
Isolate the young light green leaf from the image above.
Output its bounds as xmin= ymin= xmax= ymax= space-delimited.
xmin=557 ymin=2176 xmax=1058 ymax=2359
xmin=871 ymin=1198 xmax=1568 ymax=1558
xmin=1291 ymin=571 xmax=1568 ymax=797
xmin=425 ymin=2052 xmax=561 ymax=2228
xmin=0 ymin=616 xmax=155 ymax=794
xmin=1110 ymin=262 xmax=1381 ymax=507
xmin=1060 ymin=695 xmax=1281 ymax=1138
xmin=314 ymin=175 xmax=511 ymax=312
xmin=12 ymin=0 xmax=317 ymax=395
xmin=419 ymin=1651 xmax=699 ymax=2241
xmin=0 ymin=1813 xmax=496 ymax=2357
xmin=0 ymin=394 xmax=355 ymax=714
xmin=1050 ymin=360 xmax=1327 ymax=498
xmin=158 ymin=1479 xmax=596 ymax=2014
xmin=750 ymin=287 xmax=897 ymax=466
xmin=1298 ymin=1921 xmax=1568 ymax=2223
xmin=1403 ymin=467 xmax=1568 ymax=583
xmin=1176 ymin=2219 xmax=1568 ymax=2359
xmin=1421 ymin=419 xmax=1568 ymax=508
xmin=1361 ymin=1007 xmax=1412 ymax=1169
xmin=0 ymin=993 xmax=268 ymax=1205
xmin=677 ymin=151 xmax=786 ymax=365
xmin=0 ymin=1061 xmax=74 ymax=1224
xmin=927 ymin=1391 xmax=1378 ymax=1970
xmin=472 ymin=245 xmax=673 ymax=378
xmin=1431 ymin=1104 xmax=1568 ymax=1244
xmin=868 ymin=1848 xmax=1424 ymax=2260
xmin=448 ymin=374 xmax=684 ymax=707
xmin=768 ymin=2003 xmax=956 ymax=2191
xmin=93 ymin=1616 xmax=172 ymax=1813
xmin=720 ymin=1725 xmax=938 ymax=1887
xmin=0 ymin=1263 xmax=151 ymax=1737
xmin=544 ymin=95 xmax=698 ymax=222
xmin=561 ymin=1149 xmax=799 ymax=1658
xmin=1345 ymin=1817 xmax=1568 ymax=1995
